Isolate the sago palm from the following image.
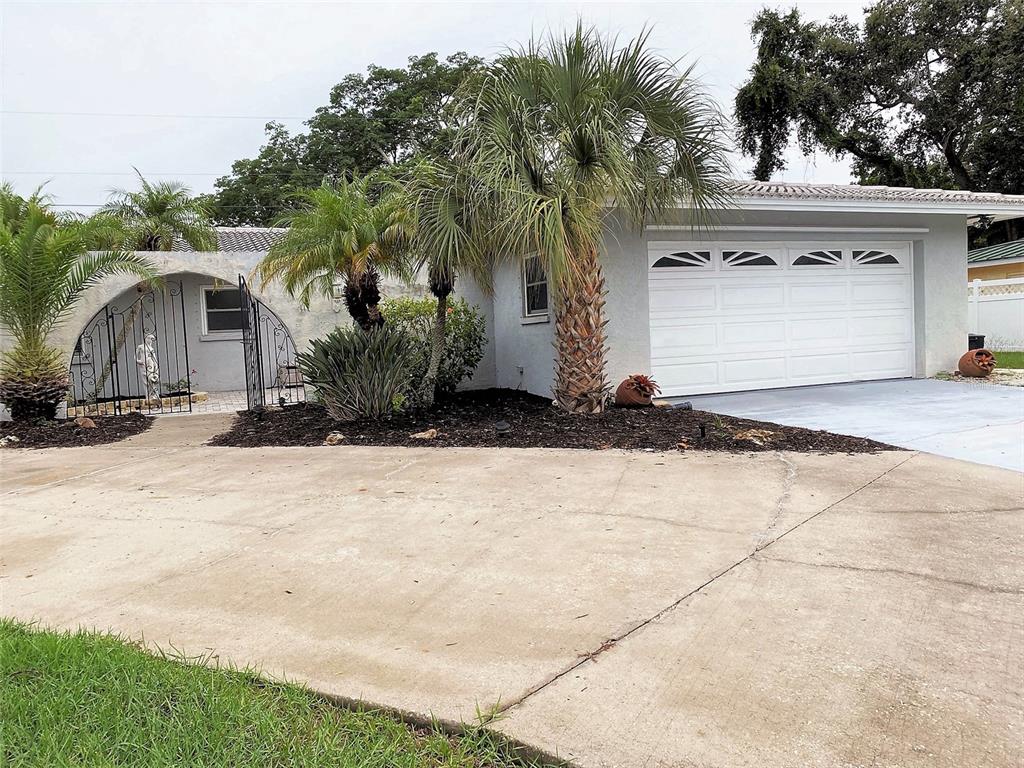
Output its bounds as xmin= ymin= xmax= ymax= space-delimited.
xmin=256 ymin=177 xmax=411 ymax=331
xmin=0 ymin=188 xmax=157 ymax=420
xmin=100 ymin=170 xmax=217 ymax=252
xmin=459 ymin=25 xmax=731 ymax=412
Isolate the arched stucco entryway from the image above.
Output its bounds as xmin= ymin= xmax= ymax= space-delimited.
xmin=62 ymin=252 xmax=331 ymax=415
xmin=56 ymin=250 xmax=343 ymax=373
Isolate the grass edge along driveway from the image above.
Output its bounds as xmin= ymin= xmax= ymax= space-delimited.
xmin=0 ymin=619 xmax=559 ymax=768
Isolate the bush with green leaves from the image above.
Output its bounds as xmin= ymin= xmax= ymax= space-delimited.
xmin=297 ymin=324 xmax=420 ymax=422
xmin=382 ymin=296 xmax=486 ymax=397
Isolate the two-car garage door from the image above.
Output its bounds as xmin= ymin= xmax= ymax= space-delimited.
xmin=648 ymin=241 xmax=915 ymax=397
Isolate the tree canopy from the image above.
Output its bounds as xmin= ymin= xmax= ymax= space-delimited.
xmin=207 ymin=52 xmax=484 ymax=226
xmin=734 ymin=0 xmax=1024 ymax=193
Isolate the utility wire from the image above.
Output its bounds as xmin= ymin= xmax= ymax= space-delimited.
xmin=0 ymin=109 xmax=308 ymax=120
xmin=1 ymin=109 xmax=446 ymax=121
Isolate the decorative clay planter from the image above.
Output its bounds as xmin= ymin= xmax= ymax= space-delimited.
xmin=958 ymin=348 xmax=997 ymax=377
xmin=614 ymin=374 xmax=661 ymax=407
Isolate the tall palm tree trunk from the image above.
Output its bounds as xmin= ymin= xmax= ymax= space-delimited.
xmin=418 ymin=290 xmax=449 ymax=409
xmin=552 ymin=246 xmax=609 ymax=414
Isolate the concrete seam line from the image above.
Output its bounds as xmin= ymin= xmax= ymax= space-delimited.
xmin=497 ymin=451 xmax=922 ymax=716
xmin=1 ymin=448 xmax=183 ymax=497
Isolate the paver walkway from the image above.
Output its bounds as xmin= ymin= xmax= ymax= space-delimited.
xmin=2 ymin=441 xmax=1021 ymax=767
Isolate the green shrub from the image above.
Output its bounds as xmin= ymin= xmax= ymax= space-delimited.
xmin=382 ymin=296 xmax=486 ymax=396
xmin=297 ymin=325 xmax=420 ymax=422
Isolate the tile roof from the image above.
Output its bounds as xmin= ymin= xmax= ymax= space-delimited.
xmin=168 ymin=183 xmax=1024 ymax=253
xmin=967 ymin=238 xmax=1024 ymax=263
xmin=725 ymin=180 xmax=1024 ymax=207
xmin=173 ymin=227 xmax=287 ymax=252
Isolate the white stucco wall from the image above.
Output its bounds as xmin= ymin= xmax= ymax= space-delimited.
xmin=451 ymin=276 xmax=497 ymax=390
xmin=491 ymin=208 xmax=971 ymax=399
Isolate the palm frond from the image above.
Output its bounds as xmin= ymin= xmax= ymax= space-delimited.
xmin=99 ymin=169 xmax=217 ymax=251
xmin=0 ymin=198 xmax=158 ymax=379
xmin=453 ymin=23 xmax=732 ymax=298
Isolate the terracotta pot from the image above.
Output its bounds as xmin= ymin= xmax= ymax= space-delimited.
xmin=958 ymin=348 xmax=997 ymax=377
xmin=614 ymin=374 xmax=660 ymax=407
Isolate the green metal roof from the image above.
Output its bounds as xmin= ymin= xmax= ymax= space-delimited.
xmin=967 ymin=238 xmax=1024 ymax=263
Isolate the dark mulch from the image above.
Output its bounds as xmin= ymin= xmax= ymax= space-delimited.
xmin=0 ymin=413 xmax=152 ymax=449
xmin=208 ymin=388 xmax=898 ymax=454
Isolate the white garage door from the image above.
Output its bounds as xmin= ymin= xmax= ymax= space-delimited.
xmin=648 ymin=241 xmax=915 ymax=397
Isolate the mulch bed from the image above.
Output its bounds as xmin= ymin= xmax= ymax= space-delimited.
xmin=0 ymin=413 xmax=152 ymax=449
xmin=209 ymin=388 xmax=897 ymax=454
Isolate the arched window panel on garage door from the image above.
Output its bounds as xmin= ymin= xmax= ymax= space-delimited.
xmin=852 ymin=249 xmax=901 ymax=266
xmin=650 ymin=250 xmax=712 ymax=269
xmin=722 ymin=249 xmax=780 ymax=268
xmin=791 ymin=249 xmax=843 ymax=267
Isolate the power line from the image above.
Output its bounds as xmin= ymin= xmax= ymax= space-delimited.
xmin=1 ymin=109 xmax=308 ymax=120
xmin=1 ymin=109 xmax=449 ymax=121
xmin=4 ymin=170 xmax=225 ymax=176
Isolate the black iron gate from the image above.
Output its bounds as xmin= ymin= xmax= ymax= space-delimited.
xmin=239 ymin=274 xmax=305 ymax=411
xmin=68 ymin=280 xmax=192 ymax=416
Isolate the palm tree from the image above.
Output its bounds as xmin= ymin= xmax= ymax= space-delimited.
xmin=255 ymin=177 xmax=411 ymax=331
xmin=100 ymin=170 xmax=217 ymax=252
xmin=401 ymin=159 xmax=490 ymax=407
xmin=456 ymin=25 xmax=731 ymax=413
xmin=0 ymin=187 xmax=158 ymax=420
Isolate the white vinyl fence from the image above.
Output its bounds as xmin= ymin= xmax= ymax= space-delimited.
xmin=969 ymin=277 xmax=1024 ymax=350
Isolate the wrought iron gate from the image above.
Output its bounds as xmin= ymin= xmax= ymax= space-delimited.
xmin=239 ymin=274 xmax=305 ymax=411
xmin=68 ymin=281 xmax=192 ymax=416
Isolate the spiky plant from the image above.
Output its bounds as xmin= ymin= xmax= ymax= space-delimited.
xmin=255 ymin=177 xmax=412 ymax=331
xmin=99 ymin=169 xmax=217 ymax=252
xmin=0 ymin=187 xmax=157 ymax=420
xmin=456 ymin=25 xmax=731 ymax=412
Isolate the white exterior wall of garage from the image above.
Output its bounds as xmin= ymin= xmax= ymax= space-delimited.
xmin=490 ymin=210 xmax=970 ymax=398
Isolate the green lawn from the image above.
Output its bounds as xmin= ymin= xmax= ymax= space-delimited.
xmin=994 ymin=350 xmax=1024 ymax=369
xmin=0 ymin=620 xmax=551 ymax=768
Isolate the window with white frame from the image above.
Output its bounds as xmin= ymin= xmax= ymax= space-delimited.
xmin=522 ymin=254 xmax=548 ymax=317
xmin=202 ymin=286 xmax=244 ymax=334
xmin=722 ymin=249 xmax=779 ymax=267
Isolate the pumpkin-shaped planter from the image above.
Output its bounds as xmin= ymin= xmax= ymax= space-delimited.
xmin=958 ymin=348 xmax=997 ymax=377
xmin=615 ymin=374 xmax=661 ymax=407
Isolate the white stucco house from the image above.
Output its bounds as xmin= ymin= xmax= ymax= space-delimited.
xmin=488 ymin=182 xmax=1024 ymax=398
xmin=7 ymin=180 xmax=1023 ymax=418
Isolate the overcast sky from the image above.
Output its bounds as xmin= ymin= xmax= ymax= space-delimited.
xmin=1 ymin=0 xmax=865 ymax=212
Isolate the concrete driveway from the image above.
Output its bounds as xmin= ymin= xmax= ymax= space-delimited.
xmin=2 ymin=417 xmax=1022 ymax=768
xmin=686 ymin=378 xmax=1024 ymax=472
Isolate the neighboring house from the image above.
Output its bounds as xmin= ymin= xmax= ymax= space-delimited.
xmin=15 ymin=181 xmax=1024 ymax=414
xmin=967 ymin=238 xmax=1024 ymax=280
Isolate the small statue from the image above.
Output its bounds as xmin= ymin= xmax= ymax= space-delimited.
xmin=135 ymin=333 xmax=161 ymax=404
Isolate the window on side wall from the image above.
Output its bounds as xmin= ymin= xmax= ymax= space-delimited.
xmin=202 ymin=286 xmax=244 ymax=334
xmin=522 ymin=254 xmax=549 ymax=318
